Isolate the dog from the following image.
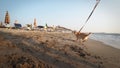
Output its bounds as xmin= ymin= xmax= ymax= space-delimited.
xmin=73 ymin=31 xmax=91 ymax=44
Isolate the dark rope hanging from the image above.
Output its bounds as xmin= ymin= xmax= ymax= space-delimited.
xmin=79 ymin=0 xmax=101 ymax=32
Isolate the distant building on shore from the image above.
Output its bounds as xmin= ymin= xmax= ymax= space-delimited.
xmin=34 ymin=18 xmax=37 ymax=28
xmin=4 ymin=11 xmax=11 ymax=28
xmin=4 ymin=11 xmax=10 ymax=25
xmin=14 ymin=20 xmax=22 ymax=29
xmin=0 ymin=22 xmax=3 ymax=26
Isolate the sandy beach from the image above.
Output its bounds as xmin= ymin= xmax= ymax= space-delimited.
xmin=0 ymin=28 xmax=120 ymax=68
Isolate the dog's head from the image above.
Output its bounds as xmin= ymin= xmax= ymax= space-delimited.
xmin=72 ymin=31 xmax=80 ymax=35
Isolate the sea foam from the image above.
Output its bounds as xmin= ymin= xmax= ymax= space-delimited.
xmin=90 ymin=33 xmax=120 ymax=49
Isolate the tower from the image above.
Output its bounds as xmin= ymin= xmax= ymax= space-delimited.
xmin=34 ymin=18 xmax=37 ymax=28
xmin=0 ymin=21 xmax=3 ymax=26
xmin=4 ymin=11 xmax=10 ymax=25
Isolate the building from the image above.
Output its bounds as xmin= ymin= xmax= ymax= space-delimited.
xmin=4 ymin=11 xmax=10 ymax=25
xmin=34 ymin=18 xmax=37 ymax=28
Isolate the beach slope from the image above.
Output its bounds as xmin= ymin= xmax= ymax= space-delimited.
xmin=0 ymin=29 xmax=120 ymax=68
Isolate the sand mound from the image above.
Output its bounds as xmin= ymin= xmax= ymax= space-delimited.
xmin=0 ymin=29 xmax=108 ymax=68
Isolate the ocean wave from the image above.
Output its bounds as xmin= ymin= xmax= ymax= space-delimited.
xmin=90 ymin=33 xmax=120 ymax=49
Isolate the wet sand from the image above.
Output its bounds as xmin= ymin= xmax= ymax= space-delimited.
xmin=0 ymin=28 xmax=120 ymax=68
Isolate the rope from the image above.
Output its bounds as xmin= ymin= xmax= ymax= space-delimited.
xmin=79 ymin=0 xmax=101 ymax=32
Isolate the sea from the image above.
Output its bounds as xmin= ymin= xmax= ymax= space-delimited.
xmin=90 ymin=33 xmax=120 ymax=49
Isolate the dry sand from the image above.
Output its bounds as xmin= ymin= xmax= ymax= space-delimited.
xmin=0 ymin=28 xmax=120 ymax=68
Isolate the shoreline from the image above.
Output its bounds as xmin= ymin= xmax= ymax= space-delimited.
xmin=85 ymin=39 xmax=120 ymax=56
xmin=89 ymin=38 xmax=120 ymax=50
xmin=84 ymin=39 xmax=120 ymax=68
xmin=90 ymin=33 xmax=120 ymax=49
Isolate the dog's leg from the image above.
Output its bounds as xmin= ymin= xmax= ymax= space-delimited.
xmin=75 ymin=36 xmax=78 ymax=42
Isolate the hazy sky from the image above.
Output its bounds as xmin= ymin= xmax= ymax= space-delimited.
xmin=0 ymin=0 xmax=120 ymax=33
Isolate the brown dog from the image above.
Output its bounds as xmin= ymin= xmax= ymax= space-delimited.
xmin=73 ymin=31 xmax=91 ymax=44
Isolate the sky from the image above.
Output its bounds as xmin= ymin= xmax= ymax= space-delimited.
xmin=0 ymin=0 xmax=120 ymax=33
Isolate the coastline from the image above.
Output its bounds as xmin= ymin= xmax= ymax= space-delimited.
xmin=84 ymin=39 xmax=120 ymax=68
xmin=90 ymin=33 xmax=120 ymax=49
